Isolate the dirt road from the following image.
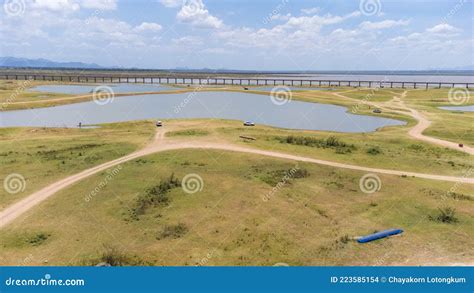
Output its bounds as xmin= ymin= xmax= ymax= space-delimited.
xmin=1 ymin=128 xmax=473 ymax=229
xmin=333 ymin=90 xmax=474 ymax=155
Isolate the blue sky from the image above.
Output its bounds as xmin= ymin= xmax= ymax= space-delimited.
xmin=1 ymin=0 xmax=473 ymax=70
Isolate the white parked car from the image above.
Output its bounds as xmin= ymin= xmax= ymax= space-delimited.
xmin=156 ymin=120 xmax=163 ymax=127
xmin=243 ymin=121 xmax=255 ymax=126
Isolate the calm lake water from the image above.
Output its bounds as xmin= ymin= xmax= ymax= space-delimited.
xmin=0 ymin=92 xmax=405 ymax=132
xmin=439 ymin=105 xmax=474 ymax=112
xmin=29 ymin=84 xmax=180 ymax=95
xmin=250 ymin=73 xmax=474 ymax=83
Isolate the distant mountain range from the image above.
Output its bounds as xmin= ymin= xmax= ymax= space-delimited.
xmin=429 ymin=65 xmax=474 ymax=71
xmin=1 ymin=56 xmax=473 ymax=74
xmin=0 ymin=57 xmax=103 ymax=69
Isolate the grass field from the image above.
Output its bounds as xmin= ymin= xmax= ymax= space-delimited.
xmin=166 ymin=119 xmax=473 ymax=177
xmin=0 ymin=81 xmax=472 ymax=266
xmin=0 ymin=80 xmax=71 ymax=105
xmin=0 ymin=121 xmax=155 ymax=209
xmin=403 ymin=89 xmax=474 ymax=145
xmin=0 ymin=149 xmax=471 ymax=266
xmin=337 ymin=88 xmax=406 ymax=102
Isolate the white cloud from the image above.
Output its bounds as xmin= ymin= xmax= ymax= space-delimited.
xmin=81 ymin=0 xmax=117 ymax=10
xmin=359 ymin=19 xmax=410 ymax=30
xmin=177 ymin=0 xmax=223 ymax=29
xmin=29 ymin=0 xmax=117 ymax=12
xmin=2 ymin=2 xmax=471 ymax=70
xmin=215 ymin=11 xmax=362 ymax=52
xmin=172 ymin=36 xmax=203 ymax=46
xmin=284 ymin=11 xmax=361 ymax=29
xmin=426 ymin=23 xmax=461 ymax=35
xmin=135 ymin=22 xmax=163 ymax=32
xmin=31 ymin=0 xmax=79 ymax=12
xmin=201 ymin=47 xmax=234 ymax=54
xmin=159 ymin=0 xmax=182 ymax=8
xmin=300 ymin=7 xmax=320 ymax=15
xmin=390 ymin=23 xmax=462 ymax=47
xmin=270 ymin=13 xmax=291 ymax=21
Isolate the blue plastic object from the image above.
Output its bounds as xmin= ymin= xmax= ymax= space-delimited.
xmin=357 ymin=228 xmax=403 ymax=243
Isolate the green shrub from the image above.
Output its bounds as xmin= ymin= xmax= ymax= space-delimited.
xmin=257 ymin=168 xmax=309 ymax=185
xmin=167 ymin=129 xmax=209 ymax=137
xmin=448 ymin=192 xmax=473 ymax=201
xmin=129 ymin=173 xmax=181 ymax=219
xmin=339 ymin=234 xmax=351 ymax=244
xmin=408 ymin=144 xmax=424 ymax=151
xmin=292 ymin=168 xmax=310 ymax=179
xmin=277 ymin=135 xmax=355 ymax=153
xmin=157 ymin=223 xmax=188 ymax=240
xmin=430 ymin=207 xmax=458 ymax=223
xmin=366 ymin=146 xmax=382 ymax=155
xmin=27 ymin=233 xmax=50 ymax=246
xmin=89 ymin=245 xmax=149 ymax=266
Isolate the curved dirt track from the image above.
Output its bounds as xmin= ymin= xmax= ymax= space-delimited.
xmin=333 ymin=90 xmax=474 ymax=155
xmin=1 ymin=128 xmax=473 ymax=229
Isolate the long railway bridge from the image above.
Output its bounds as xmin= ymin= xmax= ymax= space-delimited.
xmin=0 ymin=73 xmax=472 ymax=89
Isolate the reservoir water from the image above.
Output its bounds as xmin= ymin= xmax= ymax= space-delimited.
xmin=0 ymin=91 xmax=405 ymax=132
xmin=29 ymin=84 xmax=180 ymax=95
xmin=438 ymin=105 xmax=474 ymax=112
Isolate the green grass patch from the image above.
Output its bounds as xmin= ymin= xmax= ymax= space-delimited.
xmin=253 ymin=166 xmax=310 ymax=186
xmin=167 ymin=129 xmax=209 ymax=137
xmin=86 ymin=245 xmax=151 ymax=266
xmin=128 ymin=173 xmax=181 ymax=220
xmin=366 ymin=146 xmax=382 ymax=155
xmin=429 ymin=207 xmax=458 ymax=224
xmin=157 ymin=223 xmax=188 ymax=240
xmin=276 ymin=135 xmax=356 ymax=154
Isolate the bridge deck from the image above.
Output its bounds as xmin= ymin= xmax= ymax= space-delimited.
xmin=0 ymin=74 xmax=472 ymax=89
